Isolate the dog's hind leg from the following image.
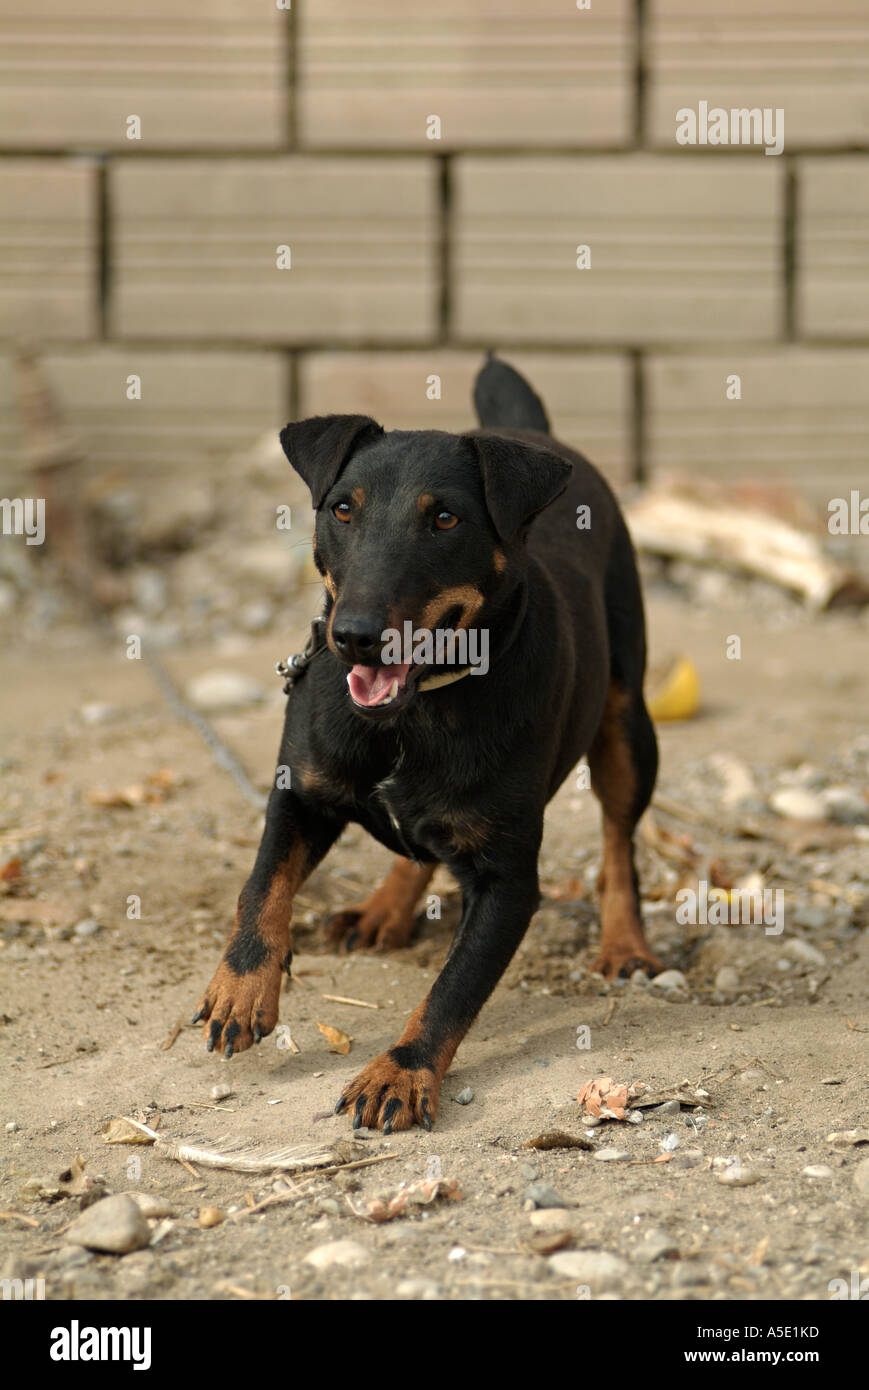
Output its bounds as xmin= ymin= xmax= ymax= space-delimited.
xmin=587 ymin=681 xmax=662 ymax=979
xmin=326 ymin=856 xmax=436 ymax=952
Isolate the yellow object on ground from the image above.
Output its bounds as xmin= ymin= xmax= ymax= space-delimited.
xmin=647 ymin=657 xmax=701 ymax=722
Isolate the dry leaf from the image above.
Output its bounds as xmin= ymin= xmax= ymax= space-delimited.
xmin=87 ymin=770 xmax=178 ymax=809
xmin=0 ymin=858 xmax=22 ymax=882
xmin=102 ymin=1116 xmax=156 ymax=1145
xmin=0 ymin=898 xmax=74 ymax=926
xmin=316 ymin=1021 xmax=352 ymax=1055
xmin=522 ymin=1131 xmax=593 ymax=1152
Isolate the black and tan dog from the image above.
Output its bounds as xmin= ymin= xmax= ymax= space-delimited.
xmin=194 ymin=354 xmax=661 ymax=1132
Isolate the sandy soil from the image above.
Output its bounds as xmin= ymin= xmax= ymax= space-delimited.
xmin=1 ymin=583 xmax=868 ymax=1302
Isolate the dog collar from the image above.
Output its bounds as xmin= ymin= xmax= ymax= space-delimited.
xmin=417 ymin=666 xmax=472 ymax=692
xmin=276 ymin=617 xmax=473 ymax=696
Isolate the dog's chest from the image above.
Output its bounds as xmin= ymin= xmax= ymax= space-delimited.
xmin=367 ymin=771 xmax=489 ymax=863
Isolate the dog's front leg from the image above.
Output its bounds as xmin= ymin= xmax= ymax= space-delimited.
xmin=335 ymin=858 xmax=540 ymax=1132
xmin=194 ymin=787 xmax=344 ymax=1057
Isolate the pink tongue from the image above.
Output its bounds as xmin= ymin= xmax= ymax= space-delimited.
xmin=347 ymin=662 xmax=412 ymax=707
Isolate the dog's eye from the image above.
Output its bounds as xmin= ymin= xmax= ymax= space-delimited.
xmin=332 ymin=501 xmax=352 ymax=524
xmin=434 ymin=510 xmax=459 ymax=531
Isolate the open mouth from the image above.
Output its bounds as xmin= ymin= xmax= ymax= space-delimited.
xmin=347 ymin=661 xmax=413 ymax=712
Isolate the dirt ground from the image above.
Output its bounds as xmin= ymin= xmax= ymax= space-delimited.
xmin=1 ymin=569 xmax=868 ymax=1302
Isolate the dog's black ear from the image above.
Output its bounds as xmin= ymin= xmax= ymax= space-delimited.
xmin=469 ymin=434 xmax=573 ymax=541
xmin=279 ymin=415 xmax=384 ymax=509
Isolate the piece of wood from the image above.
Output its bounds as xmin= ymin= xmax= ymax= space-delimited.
xmin=626 ymin=481 xmax=867 ymax=610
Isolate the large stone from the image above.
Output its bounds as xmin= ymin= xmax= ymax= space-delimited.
xmin=548 ymin=1249 xmax=629 ymax=1293
xmin=66 ymin=1195 xmax=151 ymax=1254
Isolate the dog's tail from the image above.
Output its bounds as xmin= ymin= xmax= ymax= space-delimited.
xmin=473 ymin=351 xmax=550 ymax=434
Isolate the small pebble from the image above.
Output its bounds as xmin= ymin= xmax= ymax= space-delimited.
xmin=660 ymin=1133 xmax=680 ymax=1153
xmin=717 ymin=1163 xmax=761 ymax=1187
xmin=595 ymin=1149 xmax=631 ymax=1163
xmin=198 ymin=1207 xmax=225 ymax=1228
xmin=820 ymin=786 xmax=867 ymax=825
xmin=529 ymin=1208 xmax=578 ymax=1233
xmin=793 ymin=905 xmax=832 ymax=931
xmin=783 ymin=938 xmax=826 ymax=967
xmin=395 ymin=1277 xmax=441 ymax=1300
xmin=79 ymin=702 xmax=119 ymax=726
xmin=636 ymin=1228 xmax=679 ymax=1263
xmin=652 ymin=1099 xmax=681 ymax=1118
xmin=453 ymin=1086 xmax=474 ymax=1106
xmin=548 ymin=1249 xmax=628 ymax=1293
xmin=305 ymin=1239 xmax=368 ymax=1270
xmin=73 ymin=918 xmax=101 ymax=939
xmin=769 ymin=788 xmax=827 ymax=822
xmin=523 ymin=1182 xmax=567 ymax=1209
xmin=210 ymin=1083 xmax=233 ymax=1101
xmin=5 ymin=1121 xmax=19 ymax=1133
xmin=802 ymin=1165 xmax=834 ymax=1181
xmin=186 ymin=670 xmax=265 ymax=712
xmin=714 ymin=966 xmax=740 ymax=993
xmin=649 ymin=970 xmax=688 ymax=996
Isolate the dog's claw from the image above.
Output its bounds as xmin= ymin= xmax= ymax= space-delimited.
xmin=334 ymin=1095 xmax=347 ymax=1114
xmin=381 ymin=1097 xmax=402 ymax=1134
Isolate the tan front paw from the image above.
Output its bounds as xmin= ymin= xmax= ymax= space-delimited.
xmin=335 ymin=1053 xmax=440 ymax=1133
xmin=193 ymin=958 xmax=282 ymax=1058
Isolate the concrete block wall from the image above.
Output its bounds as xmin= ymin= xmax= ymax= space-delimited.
xmin=1 ymin=0 xmax=868 ymax=500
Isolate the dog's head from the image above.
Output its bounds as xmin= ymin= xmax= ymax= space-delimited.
xmin=280 ymin=416 xmax=571 ymax=719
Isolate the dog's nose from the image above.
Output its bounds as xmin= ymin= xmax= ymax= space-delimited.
xmin=332 ymin=615 xmax=382 ymax=665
